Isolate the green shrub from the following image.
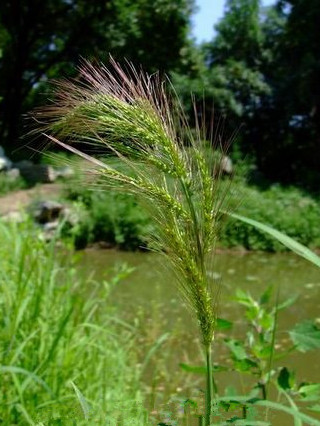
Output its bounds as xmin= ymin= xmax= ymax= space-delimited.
xmin=0 ymin=172 xmax=27 ymax=196
xmin=221 ymin=183 xmax=320 ymax=251
xmin=63 ymin=176 xmax=320 ymax=252
xmin=64 ymin=185 xmax=154 ymax=250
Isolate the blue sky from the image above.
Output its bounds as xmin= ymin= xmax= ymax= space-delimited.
xmin=192 ymin=0 xmax=276 ymax=42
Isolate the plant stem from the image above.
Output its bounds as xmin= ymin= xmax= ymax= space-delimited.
xmin=205 ymin=343 xmax=214 ymax=425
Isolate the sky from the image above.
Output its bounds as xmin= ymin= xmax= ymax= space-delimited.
xmin=192 ymin=0 xmax=276 ymax=42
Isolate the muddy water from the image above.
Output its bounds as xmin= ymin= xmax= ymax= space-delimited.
xmin=77 ymin=249 xmax=320 ymax=424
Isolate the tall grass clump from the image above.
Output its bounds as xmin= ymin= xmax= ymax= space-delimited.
xmin=34 ymin=58 xmax=233 ymax=423
xmin=0 ymin=220 xmax=148 ymax=425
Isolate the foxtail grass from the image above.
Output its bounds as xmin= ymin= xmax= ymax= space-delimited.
xmin=34 ymin=58 xmax=233 ymax=423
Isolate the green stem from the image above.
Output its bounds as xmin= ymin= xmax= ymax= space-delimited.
xmin=205 ymin=344 xmax=214 ymax=425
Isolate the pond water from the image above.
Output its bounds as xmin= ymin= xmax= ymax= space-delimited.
xmin=77 ymin=249 xmax=320 ymax=424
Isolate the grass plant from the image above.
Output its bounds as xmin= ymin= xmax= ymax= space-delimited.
xmin=34 ymin=58 xmax=320 ymax=424
xmin=0 ymin=220 xmax=148 ymax=425
xmin=35 ymin=58 xmax=233 ymax=423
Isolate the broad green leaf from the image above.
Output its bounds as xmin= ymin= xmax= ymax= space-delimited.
xmin=235 ymin=289 xmax=254 ymax=307
xmin=277 ymin=367 xmax=294 ymax=390
xmin=216 ymin=317 xmax=233 ymax=330
xmin=299 ymin=384 xmax=320 ymax=402
xmin=227 ymin=212 xmax=320 ymax=268
xmin=224 ymin=339 xmax=247 ymax=360
xmin=234 ymin=358 xmax=259 ymax=372
xmin=289 ymin=321 xmax=320 ymax=352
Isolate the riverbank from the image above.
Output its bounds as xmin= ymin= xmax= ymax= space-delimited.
xmin=1 ymin=164 xmax=320 ymax=252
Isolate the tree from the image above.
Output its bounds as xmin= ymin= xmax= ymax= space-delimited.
xmin=278 ymin=0 xmax=320 ymax=182
xmin=173 ymin=0 xmax=270 ymax=147
xmin=0 ymin=0 xmax=192 ymax=157
xmin=247 ymin=0 xmax=320 ymax=185
xmin=207 ymin=0 xmax=263 ymax=67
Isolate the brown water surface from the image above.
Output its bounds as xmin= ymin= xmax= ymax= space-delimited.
xmin=77 ymin=249 xmax=320 ymax=425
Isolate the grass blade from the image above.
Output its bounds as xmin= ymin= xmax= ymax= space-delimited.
xmin=70 ymin=381 xmax=91 ymax=420
xmin=227 ymin=212 xmax=320 ymax=268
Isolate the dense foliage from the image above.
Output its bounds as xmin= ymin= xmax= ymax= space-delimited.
xmin=173 ymin=0 xmax=320 ymax=187
xmin=0 ymin=0 xmax=192 ymax=156
xmin=61 ymin=160 xmax=320 ymax=252
xmin=0 ymin=0 xmax=318 ymax=185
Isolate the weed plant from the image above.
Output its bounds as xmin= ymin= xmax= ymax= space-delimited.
xmin=35 ymin=59 xmax=320 ymax=424
xmin=0 ymin=220 xmax=148 ymax=424
xmin=35 ymin=58 xmax=233 ymax=423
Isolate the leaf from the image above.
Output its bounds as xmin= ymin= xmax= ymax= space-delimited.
xmin=217 ymin=317 xmax=233 ymax=330
xmin=224 ymin=339 xmax=247 ymax=360
xmin=216 ymin=396 xmax=320 ymax=426
xmin=308 ymin=404 xmax=320 ymax=413
xmin=276 ymin=295 xmax=299 ymax=311
xmin=277 ymin=367 xmax=294 ymax=390
xmin=289 ymin=321 xmax=320 ymax=352
xmin=70 ymin=381 xmax=91 ymax=420
xmin=235 ymin=289 xmax=254 ymax=307
xmin=234 ymin=358 xmax=259 ymax=372
xmin=179 ymin=363 xmax=228 ymax=374
xmin=260 ymin=286 xmax=273 ymax=305
xmin=299 ymin=384 xmax=320 ymax=402
xmin=0 ymin=366 xmax=53 ymax=396
xmin=227 ymin=212 xmax=320 ymax=268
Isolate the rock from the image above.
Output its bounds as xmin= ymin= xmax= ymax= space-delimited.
xmin=55 ymin=166 xmax=74 ymax=179
xmin=5 ymin=168 xmax=20 ymax=181
xmin=15 ymin=161 xmax=56 ymax=183
xmin=0 ymin=145 xmax=12 ymax=171
xmin=32 ymin=200 xmax=65 ymax=224
xmin=62 ymin=207 xmax=79 ymax=227
xmin=43 ymin=221 xmax=60 ymax=232
xmin=41 ymin=221 xmax=61 ymax=242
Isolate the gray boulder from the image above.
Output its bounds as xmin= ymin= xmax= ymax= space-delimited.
xmin=15 ymin=161 xmax=56 ymax=183
xmin=5 ymin=168 xmax=21 ymax=181
xmin=32 ymin=200 xmax=64 ymax=224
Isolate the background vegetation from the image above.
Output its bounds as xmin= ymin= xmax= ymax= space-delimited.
xmin=62 ymin=167 xmax=320 ymax=252
xmin=1 ymin=0 xmax=319 ymax=189
xmin=0 ymin=220 xmax=149 ymax=424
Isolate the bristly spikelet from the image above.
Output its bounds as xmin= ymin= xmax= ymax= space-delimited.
xmin=34 ymin=58 xmax=230 ymax=347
